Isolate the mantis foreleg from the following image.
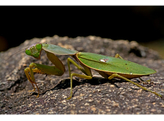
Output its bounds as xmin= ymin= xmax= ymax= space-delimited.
xmin=24 ymin=63 xmax=42 ymax=97
xmin=24 ymin=52 xmax=65 ymax=97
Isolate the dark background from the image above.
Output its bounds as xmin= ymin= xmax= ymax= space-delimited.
xmin=0 ymin=6 xmax=164 ymax=57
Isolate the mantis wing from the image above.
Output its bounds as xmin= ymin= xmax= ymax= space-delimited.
xmin=77 ymin=52 xmax=156 ymax=76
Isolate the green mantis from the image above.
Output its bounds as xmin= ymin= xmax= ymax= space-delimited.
xmin=24 ymin=43 xmax=162 ymax=99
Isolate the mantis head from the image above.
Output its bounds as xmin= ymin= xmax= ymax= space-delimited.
xmin=25 ymin=43 xmax=42 ymax=59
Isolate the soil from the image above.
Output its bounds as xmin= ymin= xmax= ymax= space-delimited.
xmin=0 ymin=35 xmax=164 ymax=114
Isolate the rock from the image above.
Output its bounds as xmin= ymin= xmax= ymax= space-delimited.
xmin=0 ymin=35 xmax=164 ymax=114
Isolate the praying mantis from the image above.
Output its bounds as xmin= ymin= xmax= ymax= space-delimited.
xmin=24 ymin=43 xmax=162 ymax=100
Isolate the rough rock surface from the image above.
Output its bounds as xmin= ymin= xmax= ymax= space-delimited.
xmin=0 ymin=35 xmax=164 ymax=114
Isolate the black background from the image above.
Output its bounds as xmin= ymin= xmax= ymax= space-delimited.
xmin=0 ymin=6 xmax=164 ymax=52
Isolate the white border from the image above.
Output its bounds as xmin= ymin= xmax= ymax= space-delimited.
xmin=1 ymin=115 xmax=164 ymax=121
xmin=0 ymin=0 xmax=164 ymax=5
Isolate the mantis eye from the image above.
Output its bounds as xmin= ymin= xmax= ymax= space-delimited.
xmin=36 ymin=44 xmax=42 ymax=51
xmin=25 ymin=49 xmax=31 ymax=55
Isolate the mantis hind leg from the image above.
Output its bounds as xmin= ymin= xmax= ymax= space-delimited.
xmin=115 ymin=54 xmax=123 ymax=59
xmin=139 ymin=77 xmax=151 ymax=83
xmin=108 ymin=73 xmax=162 ymax=98
xmin=67 ymin=57 xmax=92 ymax=99
xmin=66 ymin=73 xmax=92 ymax=100
xmin=67 ymin=57 xmax=92 ymax=76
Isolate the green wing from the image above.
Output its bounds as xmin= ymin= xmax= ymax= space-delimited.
xmin=77 ymin=52 xmax=156 ymax=75
xmin=42 ymin=44 xmax=78 ymax=55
